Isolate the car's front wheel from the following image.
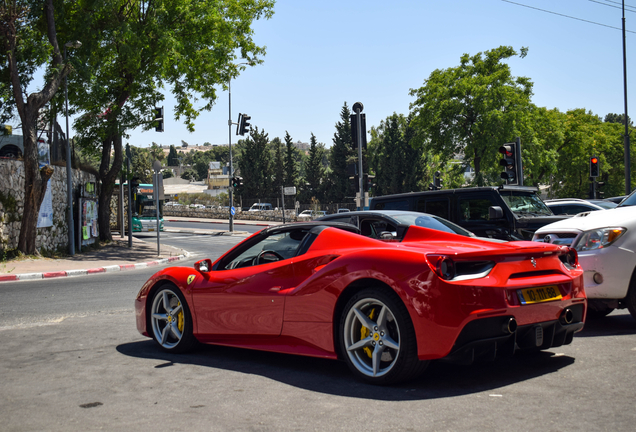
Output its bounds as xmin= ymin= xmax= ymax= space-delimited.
xmin=149 ymin=285 xmax=197 ymax=353
xmin=340 ymin=288 xmax=428 ymax=385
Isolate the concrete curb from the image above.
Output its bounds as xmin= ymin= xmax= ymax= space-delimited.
xmin=0 ymin=251 xmax=191 ymax=283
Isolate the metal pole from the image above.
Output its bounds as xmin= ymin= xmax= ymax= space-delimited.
xmin=516 ymin=137 xmax=523 ymax=186
xmin=119 ymin=175 xmax=124 ymax=238
xmin=155 ymin=174 xmax=160 ymax=256
xmin=353 ymin=102 xmax=364 ymax=210
xmin=281 ymin=186 xmax=285 ymax=224
xmin=64 ymin=46 xmax=75 ymax=255
xmin=623 ymin=1 xmax=631 ymax=194
xmin=126 ymin=144 xmax=133 ymax=248
xmin=228 ymin=79 xmax=234 ymax=232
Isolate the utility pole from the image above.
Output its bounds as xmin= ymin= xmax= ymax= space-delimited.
xmin=622 ymin=0 xmax=631 ymax=194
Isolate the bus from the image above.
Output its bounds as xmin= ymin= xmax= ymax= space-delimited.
xmin=132 ymin=183 xmax=164 ymax=232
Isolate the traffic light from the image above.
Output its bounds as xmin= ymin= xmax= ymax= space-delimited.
xmin=350 ymin=113 xmax=368 ymax=150
xmin=364 ymin=174 xmax=375 ymax=192
xmin=499 ymin=143 xmax=517 ymax=183
xmin=154 ymin=106 xmax=164 ymax=132
xmin=597 ymin=180 xmax=605 ymax=198
xmin=590 ymin=156 xmax=600 ymax=177
xmin=237 ymin=113 xmax=251 ymax=136
xmin=434 ymin=171 xmax=442 ymax=189
xmin=231 ymin=176 xmax=243 ymax=188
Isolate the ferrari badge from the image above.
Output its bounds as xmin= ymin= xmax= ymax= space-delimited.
xmin=187 ymin=275 xmax=196 ymax=285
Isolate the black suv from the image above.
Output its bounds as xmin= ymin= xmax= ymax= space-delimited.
xmin=369 ymin=186 xmax=567 ymax=241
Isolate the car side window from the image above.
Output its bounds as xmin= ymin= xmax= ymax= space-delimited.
xmin=224 ymin=229 xmax=308 ymax=269
xmin=459 ymin=198 xmax=495 ymax=222
xmin=417 ymin=198 xmax=450 ymax=219
xmin=360 ymin=218 xmax=397 ymax=239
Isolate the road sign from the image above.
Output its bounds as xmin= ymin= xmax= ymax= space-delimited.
xmin=284 ymin=186 xmax=296 ymax=195
xmin=230 ymin=206 xmax=236 ymax=216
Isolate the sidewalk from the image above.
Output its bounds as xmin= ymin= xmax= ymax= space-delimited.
xmin=0 ymin=218 xmax=281 ymax=283
xmin=0 ymin=235 xmax=188 ymax=283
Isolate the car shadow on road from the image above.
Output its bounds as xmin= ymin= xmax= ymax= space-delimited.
xmin=576 ymin=311 xmax=636 ymax=337
xmin=117 ymin=340 xmax=574 ymax=401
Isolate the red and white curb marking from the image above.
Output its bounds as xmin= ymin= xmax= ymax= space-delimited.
xmin=0 ymin=253 xmax=189 ymax=283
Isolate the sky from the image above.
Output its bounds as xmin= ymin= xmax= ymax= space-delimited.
xmin=17 ymin=0 xmax=636 ymax=149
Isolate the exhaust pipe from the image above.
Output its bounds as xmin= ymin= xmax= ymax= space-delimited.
xmin=504 ymin=317 xmax=518 ymax=334
xmin=560 ymin=308 xmax=574 ymax=325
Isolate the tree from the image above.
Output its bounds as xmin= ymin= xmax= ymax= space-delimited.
xmin=167 ymin=145 xmax=180 ymax=166
xmin=194 ymin=160 xmax=208 ymax=181
xmin=409 ymin=46 xmax=533 ymax=185
xmin=69 ymin=0 xmax=274 ymax=241
xmin=604 ymin=113 xmax=632 ymax=127
xmin=283 ymin=131 xmax=299 ymax=188
xmin=327 ymin=103 xmax=354 ymax=203
xmin=129 ymin=145 xmax=153 ymax=183
xmin=271 ymin=137 xmax=284 ymax=190
xmin=369 ymin=113 xmax=424 ymax=196
xmin=149 ymin=142 xmax=164 ymax=161
xmin=238 ymin=127 xmax=273 ymax=198
xmin=0 ymin=0 xmax=75 ymax=254
xmin=303 ymin=133 xmax=324 ymax=201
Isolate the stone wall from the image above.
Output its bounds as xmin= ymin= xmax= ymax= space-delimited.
xmin=0 ymin=159 xmax=96 ymax=255
xmin=163 ymin=207 xmax=299 ymax=222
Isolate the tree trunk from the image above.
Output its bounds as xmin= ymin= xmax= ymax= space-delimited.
xmin=17 ymin=125 xmax=54 ymax=254
xmin=97 ymin=133 xmax=123 ymax=241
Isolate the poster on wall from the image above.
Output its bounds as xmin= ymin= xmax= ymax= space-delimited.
xmin=36 ymin=179 xmax=53 ymax=228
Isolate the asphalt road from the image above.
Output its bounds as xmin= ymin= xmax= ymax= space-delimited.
xmin=1 ymin=232 xmax=636 ymax=431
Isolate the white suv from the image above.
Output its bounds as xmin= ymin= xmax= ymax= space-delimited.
xmin=533 ymin=201 xmax=636 ymax=319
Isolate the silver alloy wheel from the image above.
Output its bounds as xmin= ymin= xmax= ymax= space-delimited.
xmin=151 ymin=288 xmax=185 ymax=349
xmin=343 ymin=297 xmax=401 ymax=377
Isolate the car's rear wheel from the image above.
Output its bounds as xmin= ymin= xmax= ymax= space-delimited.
xmin=149 ymin=285 xmax=197 ymax=353
xmin=340 ymin=288 xmax=428 ymax=385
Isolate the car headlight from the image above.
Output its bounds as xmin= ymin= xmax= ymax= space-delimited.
xmin=571 ymin=227 xmax=626 ymax=251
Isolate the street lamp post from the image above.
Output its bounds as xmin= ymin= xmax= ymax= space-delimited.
xmin=64 ymin=40 xmax=81 ymax=255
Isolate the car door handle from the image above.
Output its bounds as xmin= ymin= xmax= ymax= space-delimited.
xmin=269 ymin=286 xmax=282 ymax=292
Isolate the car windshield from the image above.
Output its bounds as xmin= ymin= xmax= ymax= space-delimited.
xmin=618 ymin=191 xmax=636 ymax=207
xmin=500 ymin=192 xmax=552 ymax=216
xmin=390 ymin=213 xmax=473 ymax=237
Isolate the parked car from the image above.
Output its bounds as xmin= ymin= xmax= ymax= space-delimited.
xmin=533 ymin=205 xmax=636 ymax=320
xmin=297 ymin=210 xmax=327 ymax=220
xmin=136 ymin=221 xmax=585 ymax=385
xmin=544 ymin=198 xmax=612 ymax=215
xmin=248 ymin=203 xmax=273 ymax=211
xmin=370 ymin=185 xmax=567 ymax=241
xmin=317 ymin=210 xmax=474 ymax=240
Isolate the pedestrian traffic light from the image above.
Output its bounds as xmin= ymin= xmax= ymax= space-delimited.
xmin=364 ymin=174 xmax=375 ymax=192
xmin=154 ymin=106 xmax=164 ymax=132
xmin=590 ymin=156 xmax=600 ymax=177
xmin=231 ymin=176 xmax=243 ymax=188
xmin=237 ymin=113 xmax=251 ymax=136
xmin=434 ymin=171 xmax=442 ymax=189
xmin=499 ymin=143 xmax=517 ymax=183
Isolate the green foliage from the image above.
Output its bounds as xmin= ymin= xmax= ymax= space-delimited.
xmin=167 ymin=145 xmax=180 ymax=166
xmin=283 ymin=131 xmax=300 ymax=188
xmin=161 ymin=169 xmax=173 ymax=179
xmin=326 ymin=103 xmax=355 ymax=202
xmin=180 ymin=168 xmax=197 ymax=181
xmin=302 ymin=133 xmax=325 ymax=202
xmin=409 ymin=46 xmax=533 ymax=185
xmin=271 ymin=137 xmax=285 ymax=189
xmin=369 ymin=113 xmax=424 ymax=196
xmin=238 ymin=126 xmax=273 ymax=198
xmin=129 ymin=145 xmax=153 ymax=183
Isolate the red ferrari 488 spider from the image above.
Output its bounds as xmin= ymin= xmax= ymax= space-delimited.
xmin=135 ymin=218 xmax=586 ymax=385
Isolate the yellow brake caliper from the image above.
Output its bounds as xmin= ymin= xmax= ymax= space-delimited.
xmin=177 ymin=301 xmax=184 ymax=332
xmin=361 ymin=308 xmax=376 ymax=358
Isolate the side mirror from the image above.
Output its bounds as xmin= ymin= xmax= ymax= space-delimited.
xmin=489 ymin=206 xmax=504 ymax=220
xmin=379 ymin=231 xmax=396 ymax=240
xmin=194 ymin=258 xmax=212 ymax=273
